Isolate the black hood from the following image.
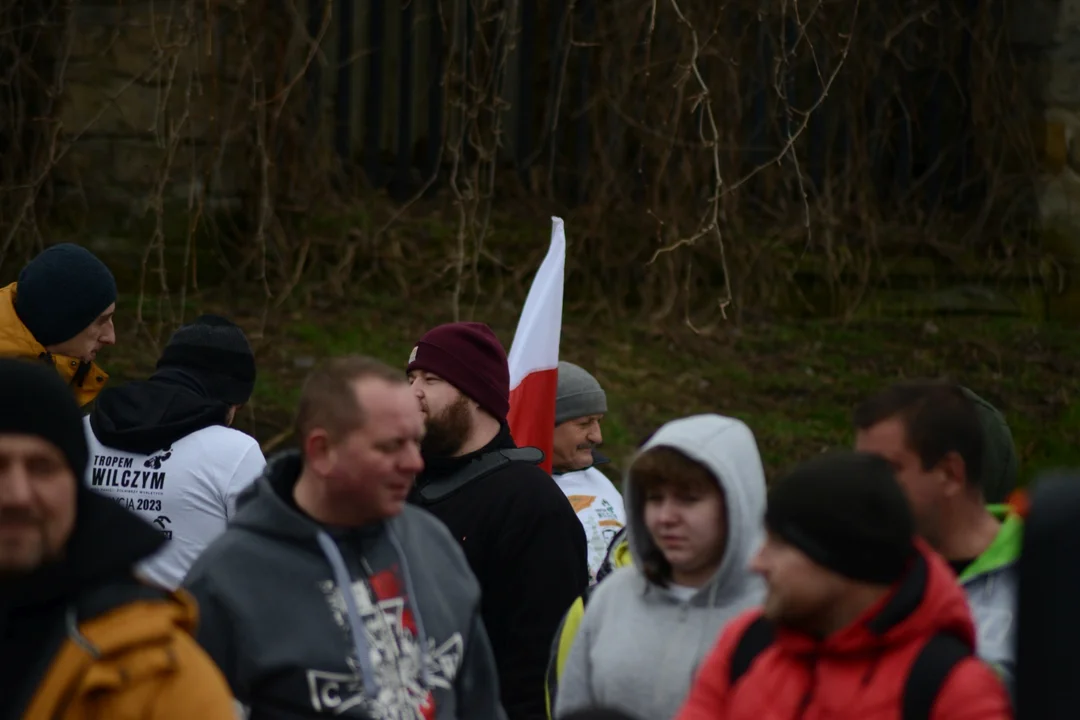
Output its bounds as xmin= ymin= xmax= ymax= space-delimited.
xmin=89 ymin=367 xmax=231 ymax=456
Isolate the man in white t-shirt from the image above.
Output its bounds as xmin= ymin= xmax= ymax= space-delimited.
xmin=552 ymin=361 xmax=626 ymax=584
xmin=84 ymin=314 xmax=266 ymax=589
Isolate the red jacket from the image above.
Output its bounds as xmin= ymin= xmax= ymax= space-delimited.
xmin=676 ymin=540 xmax=1012 ymax=720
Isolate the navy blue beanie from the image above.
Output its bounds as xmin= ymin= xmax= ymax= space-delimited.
xmin=15 ymin=244 xmax=117 ymax=347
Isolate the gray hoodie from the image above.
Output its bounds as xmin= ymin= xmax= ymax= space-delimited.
xmin=182 ymin=451 xmax=506 ymax=720
xmin=554 ymin=414 xmax=767 ymax=720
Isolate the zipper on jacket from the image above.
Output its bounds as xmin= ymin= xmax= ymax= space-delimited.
xmin=797 ymin=653 xmax=819 ymax=718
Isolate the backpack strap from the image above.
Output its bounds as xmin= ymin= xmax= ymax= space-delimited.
xmin=728 ymin=615 xmax=776 ymax=686
xmin=416 ymin=446 xmax=545 ymax=504
xmin=902 ymin=632 xmax=971 ymax=720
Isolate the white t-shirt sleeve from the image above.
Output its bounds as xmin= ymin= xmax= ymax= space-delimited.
xmin=224 ymin=442 xmax=266 ymax=519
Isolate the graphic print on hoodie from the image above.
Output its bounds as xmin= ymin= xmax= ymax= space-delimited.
xmin=183 ymin=451 xmax=506 ymax=720
xmin=554 ymin=414 xmax=768 ymax=720
xmin=310 ymin=568 xmax=465 ymax=716
xmin=84 ymin=368 xmax=266 ymax=589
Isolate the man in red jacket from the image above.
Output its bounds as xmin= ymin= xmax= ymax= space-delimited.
xmin=676 ymin=451 xmax=1011 ymax=720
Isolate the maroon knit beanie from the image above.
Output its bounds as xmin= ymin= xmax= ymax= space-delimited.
xmin=407 ymin=322 xmax=510 ymax=421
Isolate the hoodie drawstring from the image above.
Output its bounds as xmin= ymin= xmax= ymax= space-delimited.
xmin=387 ymin=524 xmax=432 ymax=687
xmin=65 ymin=607 xmax=101 ymax=659
xmin=316 ymin=531 xmax=380 ymax=699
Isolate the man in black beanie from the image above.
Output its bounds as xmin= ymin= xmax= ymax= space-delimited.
xmin=674 ymin=451 xmax=1011 ymax=720
xmin=0 ymin=243 xmax=118 ymax=408
xmin=84 ymin=314 xmax=266 ymax=589
xmin=0 ymin=358 xmax=236 ymax=719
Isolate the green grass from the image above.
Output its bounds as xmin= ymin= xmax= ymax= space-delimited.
xmin=98 ymin=289 xmax=1080 ymax=487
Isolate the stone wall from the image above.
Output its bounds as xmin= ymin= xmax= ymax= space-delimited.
xmin=54 ymin=1 xmax=269 ymax=212
xmin=1010 ymin=0 xmax=1080 ymax=317
xmin=1016 ymin=0 xmax=1080 ymax=237
xmin=48 ymin=0 xmax=1080 ymax=239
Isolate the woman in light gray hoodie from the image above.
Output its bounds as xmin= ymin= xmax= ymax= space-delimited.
xmin=554 ymin=414 xmax=767 ymax=720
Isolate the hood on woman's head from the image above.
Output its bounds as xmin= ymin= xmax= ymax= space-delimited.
xmin=623 ymin=414 xmax=767 ymax=600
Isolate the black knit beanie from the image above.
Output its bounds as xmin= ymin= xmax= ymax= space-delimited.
xmin=15 ymin=243 xmax=117 ymax=347
xmin=0 ymin=358 xmax=88 ymax=477
xmin=155 ymin=314 xmax=256 ymax=406
xmin=765 ymin=451 xmax=915 ymax=585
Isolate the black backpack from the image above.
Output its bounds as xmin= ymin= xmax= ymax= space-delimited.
xmin=728 ymin=616 xmax=971 ymax=720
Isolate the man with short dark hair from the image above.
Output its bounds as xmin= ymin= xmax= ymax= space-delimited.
xmin=853 ymin=380 xmax=1021 ymax=691
xmin=406 ymin=322 xmax=588 ymax=720
xmin=184 ymin=355 xmax=505 ymax=719
xmin=85 ymin=315 xmax=265 ymax=589
xmin=0 ymin=358 xmax=236 ymax=719
xmin=675 ymin=451 xmax=1011 ymax=720
xmin=0 ymin=244 xmax=118 ymax=407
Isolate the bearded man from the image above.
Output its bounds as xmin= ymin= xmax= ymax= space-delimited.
xmin=406 ymin=322 xmax=588 ymax=720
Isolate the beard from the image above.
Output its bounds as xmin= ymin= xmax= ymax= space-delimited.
xmin=762 ymin=587 xmax=836 ymax=640
xmin=422 ymin=395 xmax=473 ymax=458
xmin=0 ymin=511 xmax=53 ymax=578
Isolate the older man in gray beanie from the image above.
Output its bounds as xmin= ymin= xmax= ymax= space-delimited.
xmin=553 ymin=361 xmax=626 ymax=584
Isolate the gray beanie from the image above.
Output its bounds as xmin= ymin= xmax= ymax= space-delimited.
xmin=960 ymin=386 xmax=1019 ymax=504
xmin=555 ymin=361 xmax=607 ymax=425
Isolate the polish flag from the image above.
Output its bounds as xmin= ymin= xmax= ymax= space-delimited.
xmin=507 ymin=217 xmax=566 ymax=475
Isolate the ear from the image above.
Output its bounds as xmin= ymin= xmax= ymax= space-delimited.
xmin=938 ymin=451 xmax=969 ymax=498
xmin=304 ymin=429 xmax=337 ymax=477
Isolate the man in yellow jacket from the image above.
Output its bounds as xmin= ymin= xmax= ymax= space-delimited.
xmin=0 ymin=244 xmax=118 ymax=408
xmin=0 ymin=358 xmax=236 ymax=720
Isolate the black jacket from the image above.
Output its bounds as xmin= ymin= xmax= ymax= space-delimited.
xmin=409 ymin=425 xmax=589 ymax=720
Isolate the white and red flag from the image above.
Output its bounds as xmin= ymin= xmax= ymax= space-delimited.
xmin=506 ymin=217 xmax=566 ymax=475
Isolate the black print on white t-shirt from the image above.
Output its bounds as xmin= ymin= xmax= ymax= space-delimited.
xmin=145 ymin=447 xmax=173 ymax=469
xmin=91 ymin=456 xmax=167 ymax=492
xmin=153 ymin=515 xmax=173 ymax=539
xmin=90 ymin=454 xmax=170 ymax=526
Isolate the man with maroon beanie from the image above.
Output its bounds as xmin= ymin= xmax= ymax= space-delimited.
xmin=407 ymin=321 xmax=589 ymax=720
